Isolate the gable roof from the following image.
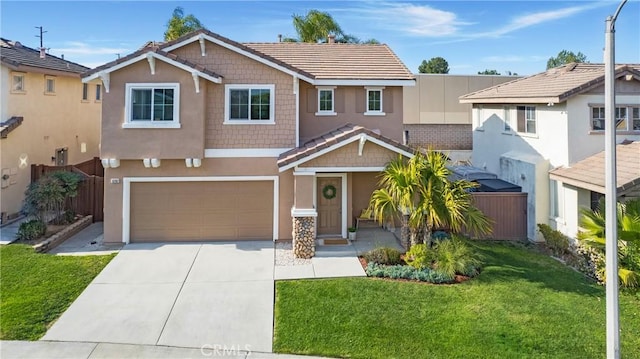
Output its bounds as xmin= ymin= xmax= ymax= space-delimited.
xmin=278 ymin=124 xmax=415 ymax=172
xmin=460 ymin=63 xmax=640 ymax=104
xmin=87 ymin=29 xmax=414 ymax=86
xmin=82 ymin=46 xmax=222 ymax=83
xmin=549 ymin=141 xmax=640 ymax=195
xmin=0 ymin=38 xmax=88 ymax=75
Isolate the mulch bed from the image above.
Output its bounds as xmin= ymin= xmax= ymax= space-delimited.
xmin=358 ymin=256 xmax=471 ymax=284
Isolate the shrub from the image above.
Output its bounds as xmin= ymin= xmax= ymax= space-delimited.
xmin=365 ymin=263 xmax=454 ymax=284
xmin=538 ymin=223 xmax=570 ymax=257
xmin=404 ymin=243 xmax=435 ymax=270
xmin=16 ymin=219 xmax=47 ymax=241
xmin=433 ymin=237 xmax=482 ymax=277
xmin=23 ymin=171 xmax=82 ymax=224
xmin=363 ymin=247 xmax=403 ymax=265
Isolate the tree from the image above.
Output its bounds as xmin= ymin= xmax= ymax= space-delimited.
xmin=418 ymin=57 xmax=449 ymax=74
xmin=289 ymin=10 xmax=378 ymax=44
xmin=478 ymin=69 xmax=501 ymax=75
xmin=369 ymin=151 xmax=492 ymax=248
xmin=546 ymin=50 xmax=588 ymax=69
xmin=164 ymin=7 xmax=204 ymax=41
xmin=578 ymin=199 xmax=640 ymax=288
xmin=292 ymin=10 xmax=343 ymax=43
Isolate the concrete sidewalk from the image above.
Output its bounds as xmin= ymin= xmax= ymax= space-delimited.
xmin=49 ymin=222 xmax=122 ymax=255
xmin=0 ymin=341 xmax=333 ymax=359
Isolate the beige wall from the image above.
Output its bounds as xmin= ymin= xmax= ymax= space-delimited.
xmin=301 ymin=141 xmax=400 ymax=168
xmin=102 ymin=157 xmax=293 ymax=243
xmin=172 ymin=42 xmax=296 ymax=149
xmin=351 ymin=172 xmax=379 ymax=224
xmin=299 ymin=81 xmax=404 ymax=143
xmin=101 ymin=60 xmax=206 ymax=159
xmin=404 ymin=74 xmax=519 ymax=125
xmin=0 ymin=66 xmax=101 ymax=218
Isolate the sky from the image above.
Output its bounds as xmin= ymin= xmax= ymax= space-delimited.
xmin=1 ymin=0 xmax=639 ymax=75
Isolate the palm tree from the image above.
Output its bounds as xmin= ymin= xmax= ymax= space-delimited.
xmin=369 ymin=151 xmax=492 ymax=248
xmin=292 ymin=10 xmax=343 ymax=43
xmin=579 ymin=199 xmax=640 ymax=288
xmin=164 ymin=7 xmax=204 ymax=41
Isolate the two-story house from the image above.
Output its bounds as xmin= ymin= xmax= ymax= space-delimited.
xmin=81 ymin=29 xmax=415 ymax=256
xmin=0 ymin=38 xmax=102 ymax=223
xmin=460 ymin=63 xmax=640 ymax=241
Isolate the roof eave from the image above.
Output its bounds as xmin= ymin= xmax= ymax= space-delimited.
xmin=459 ymin=97 xmax=561 ymax=104
xmin=312 ymin=79 xmax=415 ymax=86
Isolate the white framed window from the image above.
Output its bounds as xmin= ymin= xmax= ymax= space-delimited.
xmin=123 ymin=83 xmax=180 ymax=129
xmin=503 ymin=106 xmax=512 ymax=132
xmin=365 ymin=87 xmax=385 ymax=116
xmin=590 ymin=105 xmax=640 ymax=132
xmin=82 ymin=83 xmax=88 ymax=101
xmin=549 ymin=180 xmax=564 ymax=220
xmin=516 ymin=105 xmax=536 ymax=134
xmin=11 ymin=73 xmax=25 ymax=92
xmin=95 ymin=84 xmax=102 ymax=101
xmin=224 ymin=84 xmax=275 ymax=124
xmin=45 ymin=76 xmax=55 ymax=94
xmin=316 ymin=86 xmax=336 ymax=116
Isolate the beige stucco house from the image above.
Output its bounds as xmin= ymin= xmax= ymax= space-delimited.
xmin=82 ymin=29 xmax=415 ymax=255
xmin=0 ymin=39 xmax=101 ymax=222
xmin=402 ymin=74 xmax=518 ymax=162
xmin=460 ymin=63 xmax=640 ymax=241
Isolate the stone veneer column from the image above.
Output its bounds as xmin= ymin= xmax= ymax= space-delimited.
xmin=292 ymin=216 xmax=316 ymax=259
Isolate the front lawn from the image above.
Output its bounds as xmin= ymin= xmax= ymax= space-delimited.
xmin=274 ymin=241 xmax=640 ymax=359
xmin=0 ymin=244 xmax=114 ymax=340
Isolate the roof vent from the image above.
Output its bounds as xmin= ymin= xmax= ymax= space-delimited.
xmin=327 ymin=34 xmax=335 ymax=44
xmin=39 ymin=47 xmax=46 ymax=59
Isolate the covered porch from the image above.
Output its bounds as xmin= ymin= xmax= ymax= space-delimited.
xmin=277 ymin=124 xmax=414 ymax=258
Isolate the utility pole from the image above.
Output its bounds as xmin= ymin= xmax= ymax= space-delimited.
xmin=35 ymin=26 xmax=47 ymax=48
xmin=604 ymin=1 xmax=627 ymax=358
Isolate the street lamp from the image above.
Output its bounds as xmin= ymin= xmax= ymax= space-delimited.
xmin=604 ymin=1 xmax=627 ymax=358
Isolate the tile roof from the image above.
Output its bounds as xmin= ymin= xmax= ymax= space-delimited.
xmin=0 ymin=116 xmax=23 ymax=139
xmin=244 ymin=42 xmax=414 ymax=80
xmin=84 ymin=29 xmax=413 ymax=82
xmin=82 ymin=47 xmax=222 ymax=80
xmin=277 ymin=123 xmax=415 ymax=168
xmin=460 ymin=63 xmax=640 ymax=104
xmin=549 ymin=141 xmax=640 ymax=195
xmin=0 ymin=38 xmax=89 ymax=75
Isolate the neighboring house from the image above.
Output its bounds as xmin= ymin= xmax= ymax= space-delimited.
xmin=403 ymin=74 xmax=518 ymax=162
xmin=81 ymin=29 xmax=415 ymax=250
xmin=460 ymin=63 xmax=640 ymax=241
xmin=0 ymin=39 xmax=102 ymax=223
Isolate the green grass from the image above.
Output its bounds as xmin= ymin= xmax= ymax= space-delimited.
xmin=0 ymin=244 xmax=114 ymax=340
xmin=274 ymin=241 xmax=640 ymax=359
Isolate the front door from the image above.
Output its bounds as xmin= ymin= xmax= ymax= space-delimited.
xmin=317 ymin=177 xmax=342 ymax=235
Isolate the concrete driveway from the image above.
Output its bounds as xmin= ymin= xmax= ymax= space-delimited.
xmin=43 ymin=242 xmax=275 ymax=353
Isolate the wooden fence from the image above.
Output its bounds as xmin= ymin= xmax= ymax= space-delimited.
xmin=30 ymin=157 xmax=104 ymax=222
xmin=470 ymin=192 xmax=527 ymax=240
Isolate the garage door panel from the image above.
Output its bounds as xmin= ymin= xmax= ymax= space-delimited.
xmin=131 ymin=181 xmax=273 ymax=242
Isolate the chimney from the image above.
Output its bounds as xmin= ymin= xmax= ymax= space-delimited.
xmin=327 ymin=34 xmax=335 ymax=44
xmin=39 ymin=47 xmax=46 ymax=59
xmin=61 ymin=54 xmax=64 ymax=60
xmin=278 ymin=34 xmax=282 ymax=42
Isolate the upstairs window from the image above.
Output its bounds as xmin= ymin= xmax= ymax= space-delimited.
xmin=365 ymin=87 xmax=384 ymax=115
xmin=124 ymin=83 xmax=180 ymax=128
xmin=224 ymin=84 xmax=275 ymax=124
xmin=591 ymin=105 xmax=640 ymax=132
xmin=82 ymin=83 xmax=88 ymax=101
xmin=503 ymin=106 xmax=512 ymax=132
xmin=45 ymin=76 xmax=55 ymax=94
xmin=316 ymin=86 xmax=335 ymax=115
xmin=516 ymin=106 xmax=536 ymax=134
xmin=12 ymin=73 xmax=25 ymax=92
xmin=95 ymin=84 xmax=102 ymax=101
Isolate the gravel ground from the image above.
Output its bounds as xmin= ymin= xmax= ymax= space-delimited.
xmin=275 ymin=241 xmax=311 ymax=266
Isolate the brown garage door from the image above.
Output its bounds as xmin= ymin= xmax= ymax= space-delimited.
xmin=130 ymin=181 xmax=273 ymax=242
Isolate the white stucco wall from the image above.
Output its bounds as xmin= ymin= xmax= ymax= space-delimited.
xmin=566 ymin=93 xmax=640 ymax=164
